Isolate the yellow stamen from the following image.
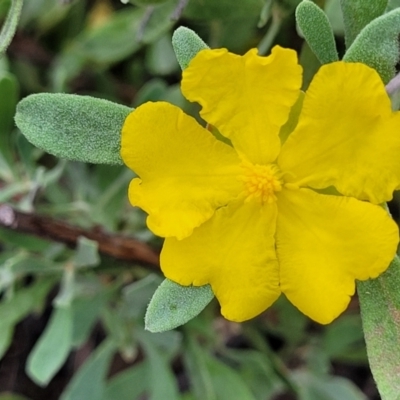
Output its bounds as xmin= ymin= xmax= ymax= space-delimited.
xmin=240 ymin=161 xmax=283 ymax=204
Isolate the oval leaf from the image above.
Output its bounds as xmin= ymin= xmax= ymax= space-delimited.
xmin=296 ymin=0 xmax=338 ymax=64
xmin=172 ymin=26 xmax=209 ymax=70
xmin=26 ymin=306 xmax=73 ymax=386
xmin=343 ymin=8 xmax=400 ymax=83
xmin=15 ymin=93 xmax=131 ymax=165
xmin=339 ymin=0 xmax=388 ymax=48
xmin=145 ymin=279 xmax=214 ymax=332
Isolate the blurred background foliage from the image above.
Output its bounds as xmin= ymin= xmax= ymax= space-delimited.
xmin=0 ymin=0 xmax=398 ymax=399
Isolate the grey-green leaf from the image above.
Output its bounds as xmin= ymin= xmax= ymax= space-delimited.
xmin=343 ymin=8 xmax=400 ymax=83
xmin=0 ymin=279 xmax=54 ymax=359
xmin=340 ymin=0 xmax=388 ymax=48
xmin=357 ymin=255 xmax=400 ymax=398
xmin=26 ymin=306 xmax=73 ymax=386
xmin=137 ymin=332 xmax=180 ymax=400
xmin=145 ymin=279 xmax=214 ymax=332
xmin=296 ymin=0 xmax=338 ymax=64
xmin=293 ymin=370 xmax=367 ymax=400
xmin=172 ymin=26 xmax=209 ymax=70
xmin=15 ymin=93 xmax=132 ymax=165
xmin=203 ymin=353 xmax=257 ymax=400
xmin=73 ymin=236 xmax=100 ymax=268
xmin=102 ymin=362 xmax=148 ymax=400
xmin=61 ymin=339 xmax=116 ymax=400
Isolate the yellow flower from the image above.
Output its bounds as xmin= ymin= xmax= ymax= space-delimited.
xmin=121 ymin=46 xmax=400 ymax=324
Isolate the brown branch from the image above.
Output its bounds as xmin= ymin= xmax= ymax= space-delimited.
xmin=0 ymin=204 xmax=160 ymax=269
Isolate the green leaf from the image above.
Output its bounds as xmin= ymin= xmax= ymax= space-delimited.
xmin=325 ymin=0 xmax=345 ymax=36
xmin=0 ymin=0 xmax=23 ymax=57
xmin=146 ymin=33 xmax=179 ymax=75
xmin=357 ymin=255 xmax=400 ymax=398
xmin=27 ymin=306 xmax=73 ymax=386
xmin=293 ymin=370 xmax=366 ymax=400
xmin=15 ymin=93 xmax=131 ymax=165
xmin=145 ymin=279 xmax=214 ymax=332
xmin=71 ymin=291 xmax=110 ymax=347
xmin=183 ymin=333 xmax=218 ymax=400
xmin=322 ymin=315 xmax=366 ymax=362
xmin=387 ymin=0 xmax=400 ymax=11
xmin=19 ymin=0 xmax=72 ymax=32
xmin=224 ymin=350 xmax=283 ymax=399
xmin=58 ymin=3 xmax=176 ymax=66
xmin=73 ymin=236 xmax=100 ymax=268
xmin=279 ymin=92 xmax=304 ymax=143
xmin=102 ymin=362 xmax=148 ymax=400
xmin=203 ymin=353 xmax=257 ymax=400
xmin=0 ymin=395 xmax=32 ymax=400
xmin=183 ymin=0 xmax=263 ymax=21
xmin=343 ymin=8 xmax=400 ymax=83
xmin=137 ymin=331 xmax=180 ymax=400
xmin=0 ymin=278 xmax=54 ymax=358
xmin=61 ymin=339 xmax=116 ymax=400
xmin=295 ymin=0 xmax=338 ymax=64
xmin=172 ymin=26 xmax=209 ymax=70
xmin=134 ymin=78 xmax=168 ymax=106
xmin=339 ymin=0 xmax=387 ymax=47
xmin=0 ymin=71 xmax=18 ymax=180
xmin=122 ymin=274 xmax=162 ymax=319
xmin=70 ymin=9 xmax=143 ymax=66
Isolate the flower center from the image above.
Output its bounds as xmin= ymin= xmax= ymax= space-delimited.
xmin=240 ymin=161 xmax=283 ymax=204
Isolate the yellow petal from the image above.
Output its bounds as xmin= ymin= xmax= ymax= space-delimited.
xmin=161 ymin=200 xmax=281 ymax=322
xmin=278 ymin=61 xmax=400 ymax=204
xmin=181 ymin=46 xmax=302 ymax=164
xmin=121 ymin=102 xmax=241 ymax=240
xmin=276 ymin=187 xmax=398 ymax=324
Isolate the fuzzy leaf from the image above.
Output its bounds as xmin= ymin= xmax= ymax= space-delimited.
xmin=296 ymin=0 xmax=338 ymax=64
xmin=172 ymin=26 xmax=209 ymax=70
xmin=340 ymin=0 xmax=388 ymax=48
xmin=343 ymin=8 xmax=400 ymax=83
xmin=15 ymin=93 xmax=131 ymax=165
xmin=357 ymin=256 xmax=400 ymax=398
xmin=145 ymin=279 xmax=214 ymax=332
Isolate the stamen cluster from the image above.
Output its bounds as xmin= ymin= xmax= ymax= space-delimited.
xmin=240 ymin=162 xmax=283 ymax=203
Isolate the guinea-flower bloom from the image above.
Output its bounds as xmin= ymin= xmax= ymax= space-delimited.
xmin=121 ymin=46 xmax=400 ymax=324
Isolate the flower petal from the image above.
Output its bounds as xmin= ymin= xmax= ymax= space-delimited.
xmin=278 ymin=61 xmax=400 ymax=204
xmin=181 ymin=46 xmax=302 ymax=164
xmin=276 ymin=188 xmax=398 ymax=324
xmin=121 ymin=102 xmax=241 ymax=240
xmin=161 ymin=200 xmax=281 ymax=322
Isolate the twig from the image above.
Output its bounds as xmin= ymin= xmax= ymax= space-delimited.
xmin=385 ymin=71 xmax=400 ymax=97
xmin=0 ymin=204 xmax=160 ymax=268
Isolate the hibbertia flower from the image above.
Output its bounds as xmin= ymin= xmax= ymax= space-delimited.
xmin=121 ymin=46 xmax=400 ymax=324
